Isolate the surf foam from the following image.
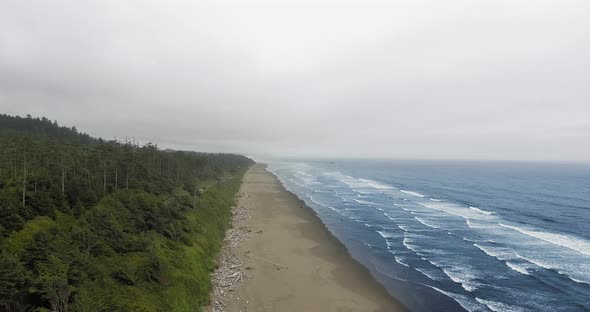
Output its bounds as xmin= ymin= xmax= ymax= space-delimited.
xmin=499 ymin=223 xmax=590 ymax=257
xmin=470 ymin=206 xmax=494 ymax=215
xmin=505 ymin=261 xmax=530 ymax=276
xmin=401 ymin=190 xmax=426 ymax=197
xmin=414 ymin=216 xmax=441 ymax=229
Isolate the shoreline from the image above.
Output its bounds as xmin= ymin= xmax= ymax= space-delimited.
xmin=210 ymin=164 xmax=406 ymax=311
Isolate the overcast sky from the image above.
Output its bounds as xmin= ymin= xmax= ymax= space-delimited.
xmin=1 ymin=0 xmax=589 ymax=162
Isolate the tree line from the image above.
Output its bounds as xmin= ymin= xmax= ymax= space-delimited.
xmin=0 ymin=114 xmax=253 ymax=311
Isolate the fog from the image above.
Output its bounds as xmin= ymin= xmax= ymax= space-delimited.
xmin=1 ymin=0 xmax=589 ymax=161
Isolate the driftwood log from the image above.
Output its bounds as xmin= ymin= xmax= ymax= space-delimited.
xmin=208 ymin=192 xmax=253 ymax=312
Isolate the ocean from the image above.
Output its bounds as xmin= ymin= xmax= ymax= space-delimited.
xmin=263 ymin=158 xmax=590 ymax=312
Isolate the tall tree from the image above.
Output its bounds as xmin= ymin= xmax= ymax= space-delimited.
xmin=22 ymin=144 xmax=26 ymax=207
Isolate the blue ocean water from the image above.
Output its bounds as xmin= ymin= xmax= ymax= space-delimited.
xmin=263 ymin=159 xmax=590 ymax=312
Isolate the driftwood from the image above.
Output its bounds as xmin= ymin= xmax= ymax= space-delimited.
xmin=209 ymin=192 xmax=253 ymax=312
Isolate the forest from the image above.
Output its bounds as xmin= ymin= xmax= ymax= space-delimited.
xmin=0 ymin=114 xmax=254 ymax=311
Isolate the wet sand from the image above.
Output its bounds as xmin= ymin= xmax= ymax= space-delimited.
xmin=224 ymin=164 xmax=405 ymax=311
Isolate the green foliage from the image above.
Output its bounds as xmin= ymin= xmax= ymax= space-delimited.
xmin=0 ymin=250 xmax=26 ymax=311
xmin=4 ymin=216 xmax=55 ymax=256
xmin=33 ymin=254 xmax=74 ymax=312
xmin=0 ymin=114 xmax=253 ymax=311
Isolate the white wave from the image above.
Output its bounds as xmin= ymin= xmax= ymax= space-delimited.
xmin=505 ymin=261 xmax=530 ymax=276
xmin=288 ymin=178 xmax=306 ymax=188
xmin=414 ymin=267 xmax=442 ymax=282
xmin=306 ymin=194 xmax=343 ymax=215
xmin=376 ymin=230 xmax=396 ymax=239
xmin=332 ymin=174 xmax=370 ymax=189
xmin=465 ymin=219 xmax=477 ymax=229
xmin=396 ymin=223 xmax=410 ymax=232
xmin=475 ymin=298 xmax=528 ymax=312
xmin=390 ymin=203 xmax=413 ymax=213
xmin=358 ymin=178 xmax=395 ymax=190
xmin=469 ymin=206 xmax=494 ymax=215
xmin=350 ymin=217 xmax=363 ymax=223
xmin=414 ymin=217 xmax=441 ymax=229
xmin=463 ymin=237 xmax=496 ymax=244
xmin=416 ymin=249 xmax=483 ymax=293
xmin=430 ymin=198 xmax=443 ymax=202
xmin=393 ymin=254 xmax=411 ymax=267
xmin=370 ymin=259 xmax=413 ymax=283
xmin=427 ymin=286 xmax=490 ymax=312
xmin=499 ymin=223 xmax=590 ymax=257
xmin=402 ymin=236 xmax=419 ymax=253
xmin=328 ymin=172 xmax=394 ymax=193
xmin=472 ymin=243 xmax=532 ymax=276
xmin=408 ymin=242 xmax=484 ymax=293
xmin=473 ymin=243 xmax=550 ymax=275
xmin=419 ymin=201 xmax=475 ymax=219
xmin=466 ymin=219 xmax=498 ymax=229
xmin=352 ymin=198 xmax=378 ymax=205
xmin=568 ymin=276 xmax=590 ymax=285
xmin=516 ymin=254 xmax=553 ymax=270
xmin=383 ymin=212 xmax=394 ymax=220
xmin=415 ymin=198 xmax=502 ymax=225
xmin=439 ymin=265 xmax=482 ymax=293
xmin=294 ymin=170 xmax=312 ymax=177
xmin=400 ymin=189 xmax=426 ymax=197
xmin=473 ymin=244 xmax=515 ymax=261
xmin=515 ymin=254 xmax=590 ymax=285
xmin=293 ymin=170 xmax=319 ymax=185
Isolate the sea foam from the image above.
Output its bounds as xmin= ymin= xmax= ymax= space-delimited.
xmin=505 ymin=261 xmax=530 ymax=276
xmin=393 ymin=254 xmax=412 ymax=268
xmin=475 ymin=298 xmax=528 ymax=312
xmin=473 ymin=244 xmax=516 ymax=261
xmin=353 ymin=198 xmax=379 ymax=205
xmin=267 ymin=160 xmax=590 ymax=312
xmin=358 ymin=178 xmax=395 ymax=190
xmin=401 ymin=190 xmax=427 ymax=197
xmin=437 ymin=263 xmax=482 ymax=293
xmin=499 ymin=223 xmax=590 ymax=257
xmin=414 ymin=216 xmax=441 ymax=229
xmin=426 ymin=286 xmax=489 ymax=312
xmin=469 ymin=206 xmax=494 ymax=215
xmin=376 ymin=230 xmax=396 ymax=239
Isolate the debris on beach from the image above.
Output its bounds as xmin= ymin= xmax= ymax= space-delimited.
xmin=209 ymin=192 xmax=252 ymax=312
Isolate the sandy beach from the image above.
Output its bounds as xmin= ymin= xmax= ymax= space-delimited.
xmin=212 ymin=164 xmax=405 ymax=312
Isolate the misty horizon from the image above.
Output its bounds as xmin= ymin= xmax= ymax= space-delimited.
xmin=1 ymin=0 xmax=589 ymax=162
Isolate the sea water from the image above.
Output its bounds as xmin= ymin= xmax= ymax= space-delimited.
xmin=262 ymin=158 xmax=590 ymax=312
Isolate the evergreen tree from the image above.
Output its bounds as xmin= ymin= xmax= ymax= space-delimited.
xmin=0 ymin=114 xmax=253 ymax=311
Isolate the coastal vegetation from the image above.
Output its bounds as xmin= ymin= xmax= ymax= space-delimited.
xmin=0 ymin=114 xmax=253 ymax=311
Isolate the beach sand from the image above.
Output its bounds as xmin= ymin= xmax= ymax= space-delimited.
xmin=220 ymin=164 xmax=405 ymax=312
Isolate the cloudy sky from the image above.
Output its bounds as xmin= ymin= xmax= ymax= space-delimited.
xmin=1 ymin=0 xmax=589 ymax=161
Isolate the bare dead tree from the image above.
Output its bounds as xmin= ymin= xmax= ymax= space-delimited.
xmin=103 ymin=161 xmax=107 ymax=193
xmin=194 ymin=185 xmax=198 ymax=209
xmin=22 ymin=145 xmax=26 ymax=207
xmin=61 ymin=155 xmax=65 ymax=195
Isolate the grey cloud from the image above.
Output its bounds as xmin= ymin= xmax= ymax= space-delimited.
xmin=1 ymin=0 xmax=589 ymax=162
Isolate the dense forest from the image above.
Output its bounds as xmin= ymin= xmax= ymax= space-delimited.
xmin=0 ymin=114 xmax=254 ymax=311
